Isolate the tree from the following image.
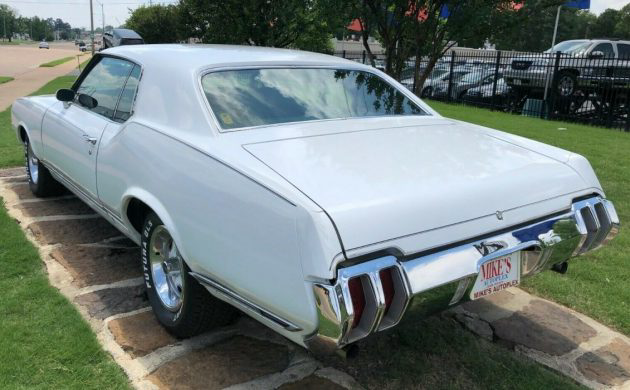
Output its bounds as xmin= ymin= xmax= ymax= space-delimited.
xmin=590 ymin=8 xmax=619 ymax=39
xmin=614 ymin=4 xmax=630 ymax=39
xmin=178 ymin=0 xmax=334 ymax=51
xmin=0 ymin=4 xmax=18 ymax=41
xmin=125 ymin=5 xmax=181 ymax=43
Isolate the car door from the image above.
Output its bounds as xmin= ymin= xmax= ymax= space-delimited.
xmin=41 ymin=56 xmax=136 ymax=198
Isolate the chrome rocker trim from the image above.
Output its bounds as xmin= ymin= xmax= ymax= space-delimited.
xmin=306 ymin=196 xmax=619 ymax=354
xmin=190 ymin=272 xmax=303 ymax=332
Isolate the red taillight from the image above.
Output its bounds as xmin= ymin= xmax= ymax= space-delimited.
xmin=379 ymin=268 xmax=395 ymax=315
xmin=348 ymin=277 xmax=365 ymax=328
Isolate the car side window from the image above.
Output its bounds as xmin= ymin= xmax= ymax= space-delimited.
xmin=618 ymin=44 xmax=630 ymax=59
xmin=113 ymin=65 xmax=141 ymax=123
xmin=591 ymin=43 xmax=615 ymax=58
xmin=76 ymin=57 xmax=135 ymax=119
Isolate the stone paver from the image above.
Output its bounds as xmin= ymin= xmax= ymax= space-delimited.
xmin=491 ymin=300 xmax=597 ymax=355
xmin=278 ymin=375 xmax=346 ymax=390
xmin=51 ymin=245 xmax=141 ymax=288
xmin=0 ymin=167 xmax=25 ymax=177
xmin=74 ymin=285 xmax=148 ymax=320
xmin=8 ymin=183 xmax=36 ymax=200
xmin=16 ymin=197 xmax=94 ymax=217
xmin=146 ymin=336 xmax=289 ymax=389
xmin=576 ymin=338 xmax=630 ymax=386
xmin=29 ymin=217 xmax=121 ymax=245
xmin=108 ymin=311 xmax=177 ymax=358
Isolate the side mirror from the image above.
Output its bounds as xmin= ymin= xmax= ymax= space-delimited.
xmin=78 ymin=93 xmax=98 ymax=109
xmin=589 ymin=51 xmax=604 ymax=59
xmin=56 ymin=88 xmax=75 ymax=102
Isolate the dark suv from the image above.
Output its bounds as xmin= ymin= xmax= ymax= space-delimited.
xmin=102 ymin=28 xmax=144 ymax=50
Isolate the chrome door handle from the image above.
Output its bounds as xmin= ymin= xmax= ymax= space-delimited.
xmin=82 ymin=134 xmax=97 ymax=145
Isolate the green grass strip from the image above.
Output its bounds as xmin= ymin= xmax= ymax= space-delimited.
xmin=0 ymin=76 xmax=130 ymax=388
xmin=0 ymin=76 xmax=14 ymax=84
xmin=40 ymin=56 xmax=76 ymax=68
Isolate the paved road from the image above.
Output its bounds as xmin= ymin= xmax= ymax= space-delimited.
xmin=0 ymin=42 xmax=90 ymax=111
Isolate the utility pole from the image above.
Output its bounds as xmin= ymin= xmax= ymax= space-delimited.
xmin=3 ymin=13 xmax=6 ymax=42
xmin=89 ymin=0 xmax=95 ymax=54
xmin=101 ymin=3 xmax=104 ymax=33
xmin=542 ymin=5 xmax=562 ymax=103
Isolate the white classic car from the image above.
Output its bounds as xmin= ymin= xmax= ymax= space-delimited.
xmin=11 ymin=45 xmax=619 ymax=354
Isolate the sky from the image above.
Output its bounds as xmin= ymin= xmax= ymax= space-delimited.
xmin=1 ymin=0 xmax=628 ymax=29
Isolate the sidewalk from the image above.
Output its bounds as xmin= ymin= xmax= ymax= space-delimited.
xmin=0 ymin=58 xmax=83 ymax=111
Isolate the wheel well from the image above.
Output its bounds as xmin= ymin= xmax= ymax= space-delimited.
xmin=126 ymin=198 xmax=153 ymax=234
xmin=18 ymin=126 xmax=27 ymax=144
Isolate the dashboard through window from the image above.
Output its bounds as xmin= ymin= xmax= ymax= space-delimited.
xmin=201 ymin=68 xmax=427 ymax=130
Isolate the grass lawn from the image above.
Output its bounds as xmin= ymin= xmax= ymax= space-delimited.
xmin=0 ymin=77 xmax=131 ymax=388
xmin=40 ymin=56 xmax=76 ymax=67
xmin=0 ymin=76 xmax=14 ymax=84
xmin=427 ymin=100 xmax=630 ymax=336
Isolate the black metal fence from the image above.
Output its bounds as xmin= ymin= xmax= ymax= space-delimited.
xmin=334 ymin=50 xmax=630 ymax=131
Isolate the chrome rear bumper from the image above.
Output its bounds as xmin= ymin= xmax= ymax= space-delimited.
xmin=306 ymin=196 xmax=619 ymax=354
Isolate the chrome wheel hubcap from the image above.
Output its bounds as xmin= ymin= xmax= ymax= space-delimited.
xmin=149 ymin=226 xmax=185 ymax=311
xmin=27 ymin=144 xmax=39 ymax=184
xmin=558 ymin=76 xmax=574 ymax=96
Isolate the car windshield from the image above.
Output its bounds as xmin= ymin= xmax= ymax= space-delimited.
xmin=202 ymin=68 xmax=427 ymax=130
xmin=547 ymin=41 xmax=591 ymax=55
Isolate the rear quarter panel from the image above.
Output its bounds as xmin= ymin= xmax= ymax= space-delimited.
xmin=96 ymin=122 xmax=318 ymax=339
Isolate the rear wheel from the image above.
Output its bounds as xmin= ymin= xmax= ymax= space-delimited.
xmin=421 ymin=87 xmax=433 ymax=98
xmin=25 ymin=138 xmax=62 ymax=197
xmin=141 ymin=212 xmax=238 ymax=338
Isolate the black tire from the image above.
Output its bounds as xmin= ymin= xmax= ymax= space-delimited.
xmin=141 ymin=212 xmax=238 ymax=338
xmin=421 ymin=87 xmax=433 ymax=98
xmin=25 ymin=138 xmax=62 ymax=197
xmin=556 ymin=71 xmax=577 ymax=98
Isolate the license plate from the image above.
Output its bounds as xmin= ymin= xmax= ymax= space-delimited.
xmin=470 ymin=252 xmax=520 ymax=300
xmin=513 ymin=79 xmax=522 ymax=85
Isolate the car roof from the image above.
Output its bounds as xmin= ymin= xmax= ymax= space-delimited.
xmin=112 ymin=28 xmax=142 ymax=39
xmin=104 ymin=44 xmax=362 ymax=71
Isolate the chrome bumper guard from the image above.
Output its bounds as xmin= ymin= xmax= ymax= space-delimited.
xmin=306 ymin=196 xmax=619 ymax=354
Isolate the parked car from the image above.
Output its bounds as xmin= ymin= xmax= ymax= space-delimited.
xmin=462 ymin=76 xmax=511 ymax=106
xmin=504 ymin=39 xmax=630 ymax=97
xmin=78 ymin=41 xmax=86 ymax=52
xmin=38 ymin=41 xmax=49 ymax=49
xmin=11 ymin=45 xmax=619 ymax=354
xmin=433 ymin=69 xmax=499 ymax=100
xmin=102 ymin=28 xmax=144 ymax=50
xmin=422 ymin=67 xmax=472 ymax=98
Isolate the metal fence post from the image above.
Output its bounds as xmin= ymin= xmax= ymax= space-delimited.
xmin=546 ymin=52 xmax=562 ymax=120
xmin=626 ymin=90 xmax=630 ymax=132
xmin=342 ymin=50 xmax=346 ymax=59
xmin=447 ymin=51 xmax=456 ymax=102
xmin=362 ymin=50 xmax=366 ymax=64
xmin=491 ymin=51 xmax=501 ymax=110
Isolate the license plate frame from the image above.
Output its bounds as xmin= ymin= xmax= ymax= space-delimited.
xmin=470 ymin=252 xmax=521 ymax=300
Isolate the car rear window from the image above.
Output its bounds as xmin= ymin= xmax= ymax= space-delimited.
xmin=201 ymin=68 xmax=427 ymax=130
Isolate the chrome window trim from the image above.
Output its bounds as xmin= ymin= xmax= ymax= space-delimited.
xmin=71 ymin=54 xmax=144 ymax=124
xmin=196 ymin=65 xmax=431 ymax=133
